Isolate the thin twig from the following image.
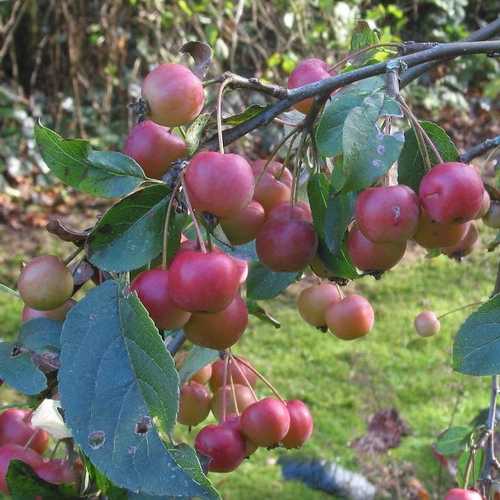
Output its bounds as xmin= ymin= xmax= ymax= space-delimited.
xmin=161 ymin=178 xmax=182 ymax=269
xmin=216 ymin=78 xmax=232 ymax=154
xmin=460 ymin=135 xmax=500 ymax=163
xmin=180 ymin=176 xmax=206 ymax=253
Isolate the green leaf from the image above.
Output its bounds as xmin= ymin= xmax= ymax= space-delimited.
xmin=19 ymin=318 xmax=62 ymax=352
xmin=453 ymin=295 xmax=500 ymax=376
xmin=185 ymin=113 xmax=211 ymax=155
xmin=398 ymin=121 xmax=459 ymax=191
xmin=340 ymin=93 xmax=404 ymax=193
xmin=324 ymin=191 xmax=356 ymax=255
xmin=87 ymin=184 xmax=170 ymax=272
xmin=0 ymin=342 xmax=47 ymax=395
xmin=247 ymin=300 xmax=281 ymax=328
xmin=178 ymin=346 xmax=219 ymax=385
xmin=246 ymin=262 xmax=299 ymax=300
xmin=7 ymin=460 xmax=75 ymax=500
xmin=35 ymin=122 xmax=146 ymax=198
xmin=316 ymin=77 xmax=401 ymax=158
xmin=435 ymin=426 xmax=472 ymax=456
xmin=166 ymin=213 xmax=190 ymax=266
xmin=456 ymin=446 xmax=484 ymax=488
xmin=308 ymin=173 xmax=329 ymax=238
xmin=350 ymin=20 xmax=379 ymax=50
xmin=223 ymin=104 xmax=267 ymax=126
xmin=317 ymin=240 xmax=359 ymax=280
xmin=59 ymin=281 xmax=218 ymax=498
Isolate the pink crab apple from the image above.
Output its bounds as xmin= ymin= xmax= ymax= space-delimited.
xmin=256 ymin=211 xmax=318 ymax=272
xmin=222 ymin=415 xmax=258 ymax=456
xmin=347 ymin=225 xmax=406 ymax=271
xmin=184 ymin=152 xmax=254 ymax=218
xmin=297 ymin=283 xmax=342 ymax=327
xmin=195 ymin=424 xmax=247 ymax=473
xmin=177 ymin=382 xmax=212 ymax=426
xmin=282 ymin=400 xmax=314 ymax=449
xmin=130 ymin=269 xmax=191 ymax=330
xmin=414 ymin=311 xmax=440 ymax=337
xmin=17 ymin=256 xmax=74 ymax=311
xmin=175 ymin=351 xmax=212 ymax=385
xmin=442 ymin=223 xmax=479 ymax=259
xmin=34 ymin=459 xmax=79 ymax=485
xmin=251 ymin=160 xmax=293 ymax=212
xmin=123 ymin=120 xmax=187 ymax=179
xmin=325 ymin=294 xmax=374 ymax=340
xmin=418 ymin=162 xmax=484 ymax=224
xmin=183 ymin=295 xmax=248 ymax=350
xmin=211 ymin=384 xmax=255 ymax=421
xmin=444 ymin=489 xmax=482 ymax=500
xmin=22 ymin=299 xmax=76 ymax=322
xmin=220 ymin=200 xmax=266 ymax=245
xmin=287 ymin=58 xmax=333 ymax=114
xmin=413 ymin=211 xmax=469 ymax=249
xmin=210 ymin=357 xmax=257 ymax=391
xmin=142 ymin=63 xmax=204 ymax=127
xmin=169 ymin=249 xmax=242 ymax=313
xmin=267 ymin=201 xmax=313 ymax=223
xmin=0 ymin=444 xmax=44 ymax=494
xmin=240 ymin=398 xmax=290 ymax=447
xmin=0 ymin=409 xmax=49 ymax=454
xmin=355 ymin=185 xmax=420 ymax=243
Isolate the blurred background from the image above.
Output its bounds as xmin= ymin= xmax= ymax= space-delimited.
xmin=0 ymin=1 xmax=499 ymax=498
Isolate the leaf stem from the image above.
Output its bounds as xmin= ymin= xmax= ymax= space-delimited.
xmin=0 ymin=283 xmax=20 ymax=299
xmin=437 ymin=300 xmax=485 ymax=320
xmin=221 ymin=354 xmax=230 ymax=423
xmin=63 ymin=246 xmax=83 ymax=266
xmin=229 ymin=353 xmax=258 ymax=402
xmin=180 ymin=176 xmax=206 ymax=253
xmin=229 ymin=365 xmax=240 ymax=415
xmin=161 ymin=178 xmax=182 ymax=269
xmin=217 ymin=79 xmax=232 ymax=155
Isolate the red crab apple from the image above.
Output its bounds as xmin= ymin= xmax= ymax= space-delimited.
xmin=22 ymin=299 xmax=76 ymax=322
xmin=267 ymin=201 xmax=313 ymax=223
xmin=240 ymin=398 xmax=290 ymax=447
xmin=0 ymin=409 xmax=48 ymax=454
xmin=325 ymin=294 xmax=374 ymax=340
xmin=222 ymin=415 xmax=258 ymax=456
xmin=355 ymin=185 xmax=420 ymax=243
xmin=220 ymin=201 xmax=266 ymax=245
xmin=142 ymin=63 xmax=204 ymax=127
xmin=184 ymin=295 xmax=248 ymax=350
xmin=287 ymin=58 xmax=333 ymax=114
xmin=130 ymin=269 xmax=191 ymax=330
xmin=444 ymin=489 xmax=482 ymax=500
xmin=169 ymin=250 xmax=242 ymax=313
xmin=347 ymin=225 xmax=406 ymax=271
xmin=123 ymin=120 xmax=187 ymax=179
xmin=251 ymin=160 xmax=293 ymax=212
xmin=413 ymin=211 xmax=469 ymax=249
xmin=178 ymin=382 xmax=212 ymax=426
xmin=210 ymin=357 xmax=257 ymax=391
xmin=256 ymin=217 xmax=318 ymax=272
xmin=418 ymin=162 xmax=484 ymax=224
xmin=483 ymin=200 xmax=500 ymax=229
xmin=297 ymin=283 xmax=342 ymax=327
xmin=442 ymin=223 xmax=479 ymax=259
xmin=282 ymin=400 xmax=314 ymax=449
xmin=414 ymin=311 xmax=440 ymax=337
xmin=34 ymin=459 xmax=79 ymax=485
xmin=175 ymin=351 xmax=212 ymax=384
xmin=184 ymin=152 xmax=254 ymax=218
xmin=195 ymin=424 xmax=247 ymax=473
xmin=17 ymin=256 xmax=74 ymax=311
xmin=211 ymin=384 xmax=255 ymax=421
xmin=0 ymin=444 xmax=44 ymax=494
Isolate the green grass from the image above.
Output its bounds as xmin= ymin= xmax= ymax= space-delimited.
xmin=0 ymin=243 xmax=497 ymax=499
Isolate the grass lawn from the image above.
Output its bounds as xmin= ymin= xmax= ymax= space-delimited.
xmin=0 ymin=235 xmax=497 ymax=499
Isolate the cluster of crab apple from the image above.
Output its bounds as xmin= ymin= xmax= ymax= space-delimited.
xmin=0 ymin=408 xmax=80 ymax=494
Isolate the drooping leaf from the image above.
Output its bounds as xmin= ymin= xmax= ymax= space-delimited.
xmin=247 ymin=300 xmax=281 ymax=329
xmin=435 ymin=426 xmax=472 ymax=456
xmin=350 ymin=20 xmax=380 ymax=50
xmin=58 ymin=281 xmax=218 ymax=498
xmin=185 ymin=113 xmax=211 ymax=155
xmin=317 ymin=240 xmax=359 ymax=280
xmin=19 ymin=318 xmax=62 ymax=352
xmin=324 ymin=191 xmax=356 ymax=255
xmin=178 ymin=346 xmax=219 ymax=385
xmin=7 ymin=460 xmax=76 ymax=500
xmin=246 ymin=262 xmax=299 ymax=300
xmin=308 ymin=173 xmax=330 ymax=238
xmin=0 ymin=342 xmax=47 ymax=395
xmin=316 ymin=77 xmax=401 ymax=158
xmin=453 ymin=294 xmax=500 ymax=376
xmin=340 ymin=93 xmax=404 ymax=193
xmin=35 ymin=122 xmax=146 ymax=198
xmin=218 ymin=239 xmax=258 ymax=262
xmin=223 ymin=105 xmax=267 ymax=126
xmin=398 ymin=121 xmax=459 ymax=191
xmin=87 ymin=184 xmax=170 ymax=272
